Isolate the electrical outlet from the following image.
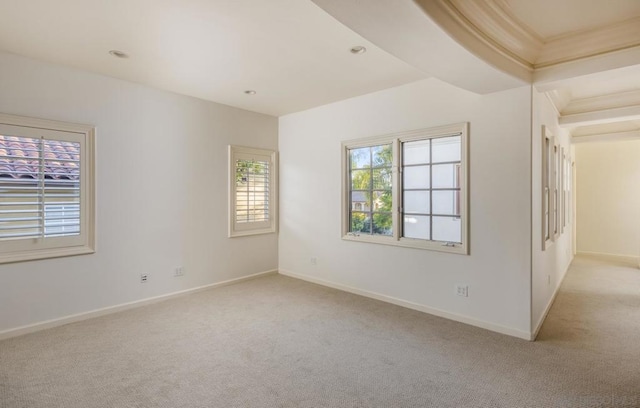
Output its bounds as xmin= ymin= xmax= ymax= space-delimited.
xmin=310 ymin=257 xmax=317 ymax=265
xmin=174 ymin=267 xmax=185 ymax=277
xmin=455 ymin=284 xmax=468 ymax=297
xmin=140 ymin=274 xmax=149 ymax=283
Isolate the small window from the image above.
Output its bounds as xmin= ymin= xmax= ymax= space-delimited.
xmin=343 ymin=122 xmax=468 ymax=254
xmin=542 ymin=129 xmax=552 ymax=248
xmin=553 ymin=143 xmax=560 ymax=238
xmin=228 ymin=145 xmax=277 ymax=237
xmin=561 ymin=148 xmax=566 ymax=232
xmin=566 ymin=159 xmax=573 ymax=226
xmin=0 ymin=113 xmax=95 ymax=264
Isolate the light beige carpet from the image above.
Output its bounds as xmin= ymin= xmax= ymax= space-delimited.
xmin=1 ymin=256 xmax=639 ymax=407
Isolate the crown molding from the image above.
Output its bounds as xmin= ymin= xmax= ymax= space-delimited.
xmin=572 ymin=129 xmax=640 ymax=144
xmin=560 ymin=104 xmax=640 ymax=128
xmin=449 ymin=0 xmax=543 ymax=64
xmin=533 ymin=47 xmax=640 ymax=92
xmin=562 ymin=90 xmax=640 ymax=115
xmin=544 ymin=88 xmax=572 ymax=115
xmin=537 ymin=17 xmax=640 ymax=67
xmin=419 ymin=0 xmax=640 ymax=82
xmin=573 ymin=119 xmax=640 ymax=136
xmin=414 ymin=0 xmax=533 ymax=82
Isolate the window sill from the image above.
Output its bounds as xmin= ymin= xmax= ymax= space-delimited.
xmin=228 ymin=228 xmax=277 ymax=238
xmin=0 ymin=245 xmax=95 ymax=265
xmin=342 ymin=234 xmax=468 ymax=255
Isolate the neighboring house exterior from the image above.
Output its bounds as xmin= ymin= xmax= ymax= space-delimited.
xmin=351 ymin=191 xmax=369 ymax=212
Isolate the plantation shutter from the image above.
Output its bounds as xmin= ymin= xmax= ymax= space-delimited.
xmin=0 ymin=130 xmax=82 ymax=244
xmin=228 ymin=146 xmax=277 ymax=237
xmin=235 ymin=157 xmax=270 ymax=224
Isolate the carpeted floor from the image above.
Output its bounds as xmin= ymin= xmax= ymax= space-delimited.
xmin=1 ymin=255 xmax=639 ymax=407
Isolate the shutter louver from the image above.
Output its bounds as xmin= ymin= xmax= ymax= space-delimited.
xmin=235 ymin=159 xmax=270 ymax=223
xmin=228 ymin=145 xmax=276 ymax=237
xmin=0 ymin=135 xmax=80 ymax=241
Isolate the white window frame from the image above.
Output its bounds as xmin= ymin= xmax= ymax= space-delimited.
xmin=566 ymin=157 xmax=572 ymax=226
xmin=341 ymin=122 xmax=469 ymax=255
xmin=542 ymin=125 xmax=568 ymax=250
xmin=553 ymin=141 xmax=560 ymax=239
xmin=542 ymin=127 xmax=552 ymax=249
xmin=228 ymin=145 xmax=277 ymax=238
xmin=0 ymin=113 xmax=95 ymax=264
xmin=561 ymin=148 xmax=566 ymax=233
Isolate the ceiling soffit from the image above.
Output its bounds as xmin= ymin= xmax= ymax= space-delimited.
xmin=310 ymin=0 xmax=529 ymax=94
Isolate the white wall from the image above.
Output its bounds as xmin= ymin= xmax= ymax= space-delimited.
xmin=279 ymin=78 xmax=534 ymax=338
xmin=530 ymin=89 xmax=574 ymax=336
xmin=575 ymin=140 xmax=640 ymax=260
xmin=0 ymin=52 xmax=278 ymax=334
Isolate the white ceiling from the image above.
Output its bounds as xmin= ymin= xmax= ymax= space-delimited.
xmin=0 ymin=0 xmax=425 ymax=116
xmin=0 ymin=0 xmax=637 ymax=142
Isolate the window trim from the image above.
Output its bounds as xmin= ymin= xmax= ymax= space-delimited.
xmin=228 ymin=145 xmax=278 ymax=238
xmin=560 ymin=148 xmax=566 ymax=233
xmin=341 ymin=122 xmax=469 ymax=255
xmin=553 ymin=141 xmax=560 ymax=239
xmin=542 ymin=125 xmax=571 ymax=250
xmin=0 ymin=113 xmax=95 ymax=264
xmin=542 ymin=126 xmax=553 ymax=249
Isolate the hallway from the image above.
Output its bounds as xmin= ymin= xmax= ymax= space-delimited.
xmin=539 ymin=255 xmax=640 ymax=344
xmin=535 ymin=255 xmax=640 ymax=405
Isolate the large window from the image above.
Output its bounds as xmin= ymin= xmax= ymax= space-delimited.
xmin=228 ymin=145 xmax=277 ymax=237
xmin=0 ymin=113 xmax=95 ymax=264
xmin=342 ymin=123 xmax=468 ymax=254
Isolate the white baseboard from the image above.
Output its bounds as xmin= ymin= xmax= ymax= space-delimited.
xmin=0 ymin=269 xmax=278 ymax=341
xmin=531 ymin=262 xmax=570 ymax=341
xmin=577 ymin=251 xmax=640 ymax=267
xmin=278 ymin=269 xmax=532 ymax=341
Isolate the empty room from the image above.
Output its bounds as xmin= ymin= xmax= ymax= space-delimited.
xmin=1 ymin=1 xmax=639 ymax=407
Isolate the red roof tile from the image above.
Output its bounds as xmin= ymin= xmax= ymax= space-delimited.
xmin=0 ymin=135 xmax=80 ymax=180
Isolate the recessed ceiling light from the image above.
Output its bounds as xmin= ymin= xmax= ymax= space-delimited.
xmin=108 ymin=50 xmax=129 ymax=59
xmin=350 ymin=46 xmax=367 ymax=54
xmin=244 ymin=90 xmax=257 ymax=95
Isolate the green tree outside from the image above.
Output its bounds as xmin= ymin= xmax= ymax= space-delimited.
xmin=349 ymin=144 xmax=393 ymax=235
